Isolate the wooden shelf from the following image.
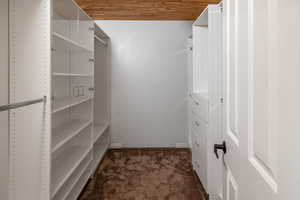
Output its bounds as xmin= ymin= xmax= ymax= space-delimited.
xmin=93 ymin=122 xmax=109 ymax=143
xmin=52 ymin=97 xmax=93 ymax=114
xmin=52 ymin=120 xmax=92 ymax=153
xmin=53 ymin=32 xmax=94 ymax=52
xmin=52 ymin=73 xmax=93 ymax=77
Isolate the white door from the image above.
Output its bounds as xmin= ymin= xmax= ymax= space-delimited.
xmin=222 ymin=0 xmax=300 ymax=200
xmin=0 ymin=1 xmax=9 ymax=200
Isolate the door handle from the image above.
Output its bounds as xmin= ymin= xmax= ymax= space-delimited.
xmin=214 ymin=141 xmax=227 ymax=159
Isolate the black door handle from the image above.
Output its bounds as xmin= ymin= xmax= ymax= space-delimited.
xmin=214 ymin=141 xmax=227 ymax=159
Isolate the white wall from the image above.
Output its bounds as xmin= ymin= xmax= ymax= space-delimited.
xmin=96 ymin=21 xmax=192 ymax=147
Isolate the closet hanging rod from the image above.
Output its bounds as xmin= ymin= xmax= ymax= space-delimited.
xmin=0 ymin=96 xmax=46 ymax=112
xmin=94 ymin=35 xmax=107 ymax=46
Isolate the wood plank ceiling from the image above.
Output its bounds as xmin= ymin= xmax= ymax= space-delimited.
xmin=75 ymin=0 xmax=221 ymax=20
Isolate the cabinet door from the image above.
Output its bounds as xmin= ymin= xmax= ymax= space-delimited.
xmin=9 ymin=1 xmax=51 ymax=200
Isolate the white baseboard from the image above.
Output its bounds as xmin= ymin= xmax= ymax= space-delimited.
xmin=110 ymin=143 xmax=189 ymax=149
xmin=175 ymin=143 xmax=189 ymax=148
xmin=110 ymin=143 xmax=123 ymax=149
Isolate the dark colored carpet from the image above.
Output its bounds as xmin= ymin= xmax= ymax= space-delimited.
xmin=79 ymin=148 xmax=204 ymax=200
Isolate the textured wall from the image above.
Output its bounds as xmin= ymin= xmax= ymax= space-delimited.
xmin=96 ymin=21 xmax=192 ymax=147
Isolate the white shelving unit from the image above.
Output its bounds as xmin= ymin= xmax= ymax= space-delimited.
xmin=51 ymin=0 xmax=110 ymax=200
xmin=52 ymin=97 xmax=93 ymax=114
xmin=51 ymin=2 xmax=111 ymax=200
xmin=92 ymin=130 xmax=110 ymax=173
xmin=64 ymin=163 xmax=93 ymax=200
xmin=52 ymin=151 xmax=93 ymax=200
xmin=8 ymin=1 xmax=110 ymax=199
xmin=189 ymin=4 xmax=223 ymax=199
xmin=52 ymin=32 xmax=94 ymax=53
xmin=52 ymin=73 xmax=93 ymax=77
xmin=94 ymin=122 xmax=109 ymax=142
xmin=92 ymin=23 xmax=111 ymax=174
xmin=51 ymin=145 xmax=91 ymax=197
xmin=52 ymin=120 xmax=93 ymax=153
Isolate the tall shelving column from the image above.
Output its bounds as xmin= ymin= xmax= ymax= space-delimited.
xmin=190 ymin=4 xmax=223 ymax=198
xmin=51 ymin=0 xmax=94 ymax=199
xmin=92 ymin=23 xmax=111 ymax=173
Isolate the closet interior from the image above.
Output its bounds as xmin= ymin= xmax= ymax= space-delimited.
xmin=2 ymin=0 xmax=299 ymax=199
xmin=4 ymin=0 xmax=223 ymax=199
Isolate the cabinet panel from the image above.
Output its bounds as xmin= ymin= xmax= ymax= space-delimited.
xmin=191 ymin=112 xmax=208 ymax=137
xmin=0 ymin=1 xmax=8 ymax=199
xmin=190 ymin=95 xmax=209 ymax=123
xmin=9 ymin=0 xmax=51 ymax=199
xmin=192 ymin=131 xmax=207 ymax=190
xmin=192 ymin=131 xmax=200 ymax=170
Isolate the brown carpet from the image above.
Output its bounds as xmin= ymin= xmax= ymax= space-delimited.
xmin=79 ymin=148 xmax=204 ymax=200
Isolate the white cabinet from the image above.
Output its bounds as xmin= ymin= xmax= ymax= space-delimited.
xmin=7 ymin=1 xmax=111 ymax=200
xmin=190 ymin=94 xmax=209 ymax=123
xmin=191 ymin=110 xmax=208 ymax=188
xmin=189 ymin=94 xmax=209 ymax=189
xmin=189 ymin=4 xmax=223 ymax=199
